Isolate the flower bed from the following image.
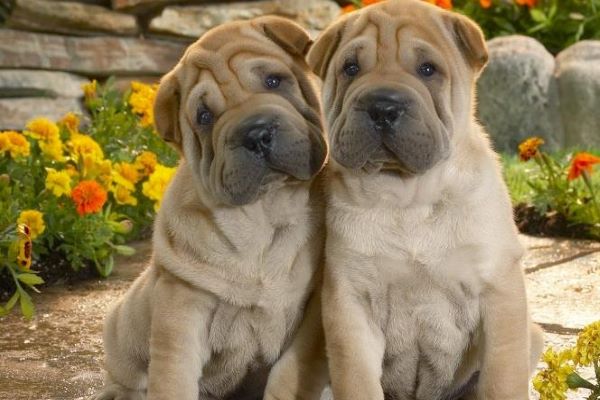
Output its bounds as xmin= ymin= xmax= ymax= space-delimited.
xmin=343 ymin=0 xmax=600 ymax=54
xmin=0 ymin=80 xmax=177 ymax=318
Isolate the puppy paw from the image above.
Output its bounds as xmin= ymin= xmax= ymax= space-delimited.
xmin=92 ymin=384 xmax=145 ymax=400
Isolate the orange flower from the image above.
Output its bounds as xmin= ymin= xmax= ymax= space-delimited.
xmin=363 ymin=0 xmax=383 ymax=5
xmin=480 ymin=0 xmax=492 ymax=8
xmin=424 ymin=0 xmax=453 ymax=9
xmin=518 ymin=137 xmax=544 ymax=161
xmin=342 ymin=4 xmax=357 ymax=13
xmin=568 ymin=152 xmax=600 ymax=181
xmin=515 ymin=0 xmax=536 ymax=8
xmin=71 ymin=180 xmax=107 ymax=216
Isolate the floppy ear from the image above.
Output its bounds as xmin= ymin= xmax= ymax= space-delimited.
xmin=254 ymin=16 xmax=312 ymax=57
xmin=444 ymin=13 xmax=488 ymax=72
xmin=154 ymin=68 xmax=182 ymax=152
xmin=306 ymin=16 xmax=351 ymax=79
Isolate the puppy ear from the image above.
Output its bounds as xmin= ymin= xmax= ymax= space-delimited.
xmin=154 ymin=68 xmax=182 ymax=152
xmin=445 ymin=13 xmax=488 ymax=72
xmin=255 ymin=16 xmax=312 ymax=57
xmin=307 ymin=17 xmax=349 ymax=79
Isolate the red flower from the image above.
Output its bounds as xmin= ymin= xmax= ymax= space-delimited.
xmin=480 ymin=0 xmax=492 ymax=8
xmin=515 ymin=0 xmax=536 ymax=8
xmin=568 ymin=152 xmax=600 ymax=181
xmin=71 ymin=180 xmax=108 ymax=216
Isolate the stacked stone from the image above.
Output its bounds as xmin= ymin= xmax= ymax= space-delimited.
xmin=0 ymin=0 xmax=341 ymax=130
xmin=477 ymin=36 xmax=600 ymax=151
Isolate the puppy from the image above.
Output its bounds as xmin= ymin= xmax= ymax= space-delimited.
xmin=94 ymin=16 xmax=329 ymax=400
xmin=307 ymin=1 xmax=544 ymax=399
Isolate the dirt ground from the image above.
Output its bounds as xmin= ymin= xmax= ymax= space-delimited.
xmin=0 ymin=236 xmax=599 ymax=400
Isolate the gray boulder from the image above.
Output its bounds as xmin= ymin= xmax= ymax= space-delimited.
xmin=555 ymin=40 xmax=600 ymax=149
xmin=0 ymin=70 xmax=88 ymax=99
xmin=476 ymin=35 xmax=563 ymax=153
xmin=0 ymin=97 xmax=85 ymax=131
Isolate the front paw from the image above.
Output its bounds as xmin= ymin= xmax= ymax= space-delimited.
xmin=92 ymin=384 xmax=145 ymax=400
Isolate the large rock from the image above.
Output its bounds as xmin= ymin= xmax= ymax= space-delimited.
xmin=111 ymin=0 xmax=186 ymax=13
xmin=0 ymin=97 xmax=85 ymax=130
xmin=555 ymin=41 xmax=600 ymax=148
xmin=4 ymin=0 xmax=138 ymax=36
xmin=149 ymin=0 xmax=341 ymax=39
xmin=0 ymin=29 xmax=186 ymax=76
xmin=476 ymin=36 xmax=563 ymax=153
xmin=0 ymin=69 xmax=88 ymax=98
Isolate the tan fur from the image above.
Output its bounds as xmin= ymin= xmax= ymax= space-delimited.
xmin=94 ymin=16 xmax=328 ymax=400
xmin=308 ymin=1 xmax=543 ymax=399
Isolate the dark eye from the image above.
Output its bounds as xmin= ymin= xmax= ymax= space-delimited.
xmin=418 ymin=62 xmax=436 ymax=78
xmin=265 ymin=75 xmax=281 ymax=89
xmin=197 ymin=109 xmax=213 ymax=125
xmin=343 ymin=62 xmax=360 ymax=77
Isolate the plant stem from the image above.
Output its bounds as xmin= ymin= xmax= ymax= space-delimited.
xmin=582 ymin=170 xmax=600 ymax=220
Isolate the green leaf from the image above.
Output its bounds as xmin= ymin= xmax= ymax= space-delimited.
xmin=0 ymin=291 xmax=20 ymax=316
xmin=19 ymin=289 xmax=35 ymax=320
xmin=97 ymin=255 xmax=114 ymax=278
xmin=17 ymin=273 xmax=44 ymax=286
xmin=114 ymin=245 xmax=135 ymax=256
xmin=529 ymin=9 xmax=547 ymax=23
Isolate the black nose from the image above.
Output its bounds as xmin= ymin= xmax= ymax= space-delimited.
xmin=364 ymin=89 xmax=407 ymax=130
xmin=242 ymin=117 xmax=278 ymax=154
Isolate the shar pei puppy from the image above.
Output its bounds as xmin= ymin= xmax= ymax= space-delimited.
xmin=307 ymin=1 xmax=544 ymax=399
xmin=94 ymin=16 xmax=329 ymax=400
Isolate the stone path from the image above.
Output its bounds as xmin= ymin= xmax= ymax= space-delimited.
xmin=0 ymin=236 xmax=598 ymax=400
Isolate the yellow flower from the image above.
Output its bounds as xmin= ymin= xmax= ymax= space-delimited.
xmin=83 ymin=157 xmax=112 ymax=188
xmin=65 ymin=163 xmax=79 ymax=178
xmin=39 ymin=138 xmax=65 ymax=161
xmin=134 ymin=151 xmax=158 ymax=176
xmin=17 ymin=210 xmax=45 ymax=240
xmin=129 ymin=81 xmax=158 ymax=128
xmin=68 ymin=133 xmax=103 ymax=161
xmin=115 ymin=162 xmax=140 ymax=185
xmin=82 ymin=80 xmax=97 ymax=99
xmin=533 ymin=348 xmax=575 ymax=400
xmin=518 ymin=136 xmax=545 ymax=161
xmin=25 ymin=117 xmax=60 ymax=142
xmin=114 ymin=185 xmax=138 ymax=206
xmin=59 ymin=112 xmax=80 ymax=134
xmin=572 ymin=320 xmax=600 ymax=366
xmin=45 ymin=168 xmax=71 ymax=197
xmin=142 ymin=164 xmax=176 ymax=211
xmin=0 ymin=131 xmax=31 ymax=158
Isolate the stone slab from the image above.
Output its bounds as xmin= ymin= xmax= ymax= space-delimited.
xmin=5 ymin=0 xmax=138 ymax=36
xmin=0 ymin=69 xmax=88 ymax=98
xmin=0 ymin=97 xmax=85 ymax=130
xmin=0 ymin=29 xmax=186 ymax=76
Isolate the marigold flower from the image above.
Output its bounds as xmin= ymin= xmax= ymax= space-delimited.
xmin=59 ymin=112 xmax=80 ymax=134
xmin=479 ymin=0 xmax=492 ymax=8
xmin=424 ymin=0 xmax=453 ymax=9
xmin=68 ymin=133 xmax=104 ymax=161
xmin=71 ymin=180 xmax=108 ymax=216
xmin=129 ymin=81 xmax=158 ymax=128
xmin=518 ymin=136 xmax=544 ymax=161
xmin=341 ymin=4 xmax=357 ymax=13
xmin=515 ymin=0 xmax=536 ymax=7
xmin=115 ymin=162 xmax=141 ymax=185
xmin=45 ymin=168 xmax=72 ymax=197
xmin=17 ymin=210 xmax=45 ymax=240
xmin=533 ymin=348 xmax=574 ymax=400
xmin=142 ymin=164 xmax=176 ymax=211
xmin=567 ymin=152 xmax=600 ymax=181
xmin=572 ymin=320 xmax=600 ymax=366
xmin=25 ymin=117 xmax=60 ymax=142
xmin=113 ymin=185 xmax=138 ymax=206
xmin=0 ymin=131 xmax=31 ymax=158
xmin=39 ymin=138 xmax=65 ymax=161
xmin=82 ymin=80 xmax=98 ymax=99
xmin=16 ymin=223 xmax=32 ymax=270
xmin=134 ymin=151 xmax=158 ymax=176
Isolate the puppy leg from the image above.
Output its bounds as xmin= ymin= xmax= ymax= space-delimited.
xmin=477 ymin=264 xmax=532 ymax=400
xmin=146 ymin=272 xmax=213 ymax=400
xmin=264 ymin=291 xmax=329 ymax=400
xmin=323 ymin=272 xmax=385 ymax=400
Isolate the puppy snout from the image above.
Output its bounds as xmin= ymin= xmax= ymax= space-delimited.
xmin=241 ymin=116 xmax=278 ymax=155
xmin=363 ymin=89 xmax=409 ymax=130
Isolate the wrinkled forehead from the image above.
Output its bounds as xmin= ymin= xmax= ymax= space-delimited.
xmin=339 ymin=3 xmax=456 ymax=66
xmin=176 ymin=23 xmax=296 ymax=103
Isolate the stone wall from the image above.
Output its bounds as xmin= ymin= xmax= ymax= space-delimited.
xmin=0 ymin=1 xmax=598 ymax=150
xmin=0 ymin=0 xmax=340 ymax=130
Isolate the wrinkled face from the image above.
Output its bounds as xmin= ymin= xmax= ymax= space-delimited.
xmin=155 ymin=17 xmax=327 ymax=206
xmin=308 ymin=0 xmax=487 ymax=176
